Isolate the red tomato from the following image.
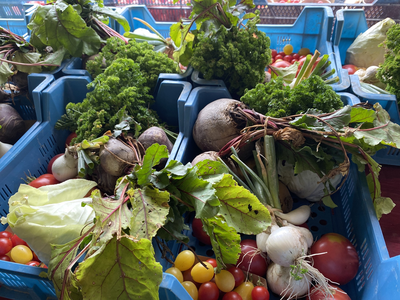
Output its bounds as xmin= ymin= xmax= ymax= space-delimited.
xmin=11 ymin=235 xmax=28 ymax=247
xmin=227 ymin=267 xmax=245 ymax=288
xmin=270 ymin=58 xmax=275 ymax=64
xmin=192 ymin=218 xmax=211 ymax=245
xmin=0 ymin=231 xmax=13 ymax=239
xmin=236 ymin=240 xmax=268 ymax=277
xmin=299 ymin=55 xmax=305 ymax=59
xmin=342 ymin=64 xmax=358 ymax=75
xmin=309 ymin=285 xmax=351 ymax=300
xmin=65 ymin=132 xmax=77 ymax=146
xmin=26 ymin=261 xmax=41 ymax=267
xmin=40 ymin=263 xmax=48 ymax=269
xmin=271 ymin=49 xmax=277 ymax=58
xmin=283 ymin=55 xmax=293 ymax=62
xmin=278 ymin=52 xmax=285 ymax=57
xmin=311 ymin=233 xmax=359 ymax=285
xmin=198 ymin=282 xmax=219 ymax=300
xmin=0 ymin=255 xmax=10 ymax=261
xmin=222 ymin=291 xmax=243 ymax=300
xmin=292 ymin=53 xmax=300 ymax=60
xmin=298 ymin=56 xmax=321 ymax=69
xmin=47 ymin=153 xmax=63 ymax=174
xmin=271 ymin=61 xmax=292 ymax=69
xmin=0 ymin=238 xmax=13 ymax=256
xmin=32 ymin=251 xmax=40 ymax=262
xmin=206 ymin=258 xmax=217 ymax=268
xmin=251 ymin=286 xmax=270 ymax=300
xmin=28 ymin=174 xmax=60 ymax=188
xmin=291 ymin=59 xmax=298 ymax=64
xmin=275 ymin=54 xmax=283 ymax=60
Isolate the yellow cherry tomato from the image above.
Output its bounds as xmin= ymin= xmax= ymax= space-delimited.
xmin=10 ymin=245 xmax=33 ymax=264
xmin=234 ymin=281 xmax=255 ymax=300
xmin=215 ymin=270 xmax=235 ymax=292
xmin=283 ymin=44 xmax=293 ymax=55
xmin=182 ymin=281 xmax=199 ymax=300
xmin=298 ymin=47 xmax=311 ymax=56
xmin=191 ymin=262 xmax=214 ymax=283
xmin=174 ymin=250 xmax=195 ymax=271
xmin=166 ymin=267 xmax=184 ymax=283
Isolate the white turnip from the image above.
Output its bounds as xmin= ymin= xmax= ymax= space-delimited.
xmin=0 ymin=104 xmax=26 ymax=144
xmin=0 ymin=141 xmax=12 ymax=158
xmin=52 ymin=148 xmax=78 ymax=182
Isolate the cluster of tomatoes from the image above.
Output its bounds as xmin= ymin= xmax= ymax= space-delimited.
xmin=166 ymin=250 xmax=270 ymax=300
xmin=270 ymin=45 xmax=312 ymax=68
xmin=0 ymin=231 xmax=45 ymax=268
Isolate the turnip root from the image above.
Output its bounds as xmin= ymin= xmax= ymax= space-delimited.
xmin=0 ymin=104 xmax=26 ymax=144
xmin=92 ymin=164 xmax=119 ymax=195
xmin=52 ymin=148 xmax=78 ymax=182
xmin=138 ymin=127 xmax=173 ymax=153
xmin=193 ymin=98 xmax=248 ymax=153
xmin=0 ymin=141 xmax=12 ymax=158
xmin=191 ymin=151 xmax=219 ymax=166
xmin=99 ymin=138 xmax=137 ymax=177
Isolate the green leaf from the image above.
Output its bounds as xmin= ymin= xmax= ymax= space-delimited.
xmin=321 ymin=194 xmax=338 ymax=209
xmin=170 ymin=22 xmax=182 ymax=47
xmin=132 ymin=17 xmax=165 ymax=41
xmin=196 ymin=160 xmax=229 ymax=185
xmin=164 ymin=160 xmax=192 ymax=178
xmin=270 ymin=62 xmax=299 ymax=85
xmin=0 ymin=57 xmax=14 ymax=85
xmin=373 ymin=195 xmax=396 ymax=220
xmin=135 ymin=144 xmax=169 ymax=186
xmin=350 ymin=107 xmax=376 ymax=123
xmin=202 ymin=215 xmax=241 ymax=273
xmin=13 ymin=51 xmax=42 ymax=73
xmin=124 ymin=32 xmax=165 ymax=43
xmin=215 ymin=174 xmax=271 ymax=235
xmin=75 ymin=236 xmax=162 ymax=300
xmin=91 ymin=189 xmax=132 ymax=244
xmin=92 ymin=4 xmax=130 ymax=32
xmin=242 ymin=12 xmax=256 ymax=20
xmin=129 ymin=187 xmax=170 ymax=240
xmin=28 ymin=3 xmax=102 ymax=57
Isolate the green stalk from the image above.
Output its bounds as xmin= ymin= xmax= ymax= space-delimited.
xmin=320 ymin=69 xmax=336 ymax=80
xmin=360 ymin=82 xmax=392 ymax=94
xmin=253 ymin=146 xmax=270 ymax=194
xmin=264 ymin=135 xmax=281 ymax=210
xmin=293 ymin=54 xmax=311 ymax=88
xmin=302 ymin=50 xmax=320 ymax=80
xmin=324 ymin=76 xmax=340 ymax=84
xmin=230 ymin=147 xmax=257 ymax=195
xmin=217 ymin=157 xmax=251 ymax=191
xmin=315 ymin=60 xmax=331 ymax=77
xmin=310 ymin=54 xmax=329 ymax=77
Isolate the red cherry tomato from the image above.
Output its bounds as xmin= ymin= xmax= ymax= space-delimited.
xmin=283 ymin=55 xmax=293 ymax=62
xmin=271 ymin=49 xmax=277 ymax=58
xmin=227 ymin=267 xmax=245 ymax=288
xmin=0 ymin=238 xmax=13 ymax=256
xmin=65 ymin=132 xmax=77 ymax=146
xmin=0 ymin=231 xmax=13 ymax=239
xmin=40 ymin=263 xmax=48 ymax=269
xmin=299 ymin=55 xmax=305 ymax=59
xmin=11 ymin=235 xmax=28 ymax=247
xmin=222 ymin=291 xmax=243 ymax=300
xmin=26 ymin=261 xmax=41 ymax=267
xmin=192 ymin=218 xmax=211 ymax=245
xmin=271 ymin=60 xmax=292 ymax=69
xmin=291 ymin=59 xmax=298 ymax=64
xmin=236 ymin=239 xmax=268 ymax=277
xmin=292 ymin=54 xmax=300 ymax=60
xmin=32 ymin=251 xmax=40 ymax=262
xmin=342 ymin=64 xmax=358 ymax=75
xmin=28 ymin=174 xmax=60 ymax=188
xmin=278 ymin=52 xmax=285 ymax=57
xmin=206 ymin=258 xmax=217 ymax=268
xmin=251 ymin=286 xmax=270 ymax=300
xmin=275 ymin=54 xmax=283 ymax=60
xmin=47 ymin=153 xmax=63 ymax=174
xmin=198 ymin=282 xmax=219 ymax=300
xmin=311 ymin=233 xmax=359 ymax=285
xmin=309 ymin=285 xmax=351 ymax=300
xmin=0 ymin=255 xmax=10 ymax=261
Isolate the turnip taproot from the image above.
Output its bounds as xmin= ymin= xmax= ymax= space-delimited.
xmin=138 ymin=127 xmax=173 ymax=152
xmin=0 ymin=104 xmax=26 ymax=144
xmin=92 ymin=164 xmax=119 ymax=195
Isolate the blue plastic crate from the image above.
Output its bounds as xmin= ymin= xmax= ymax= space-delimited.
xmin=0 ymin=75 xmax=192 ymax=300
xmin=173 ymin=85 xmax=400 ymax=300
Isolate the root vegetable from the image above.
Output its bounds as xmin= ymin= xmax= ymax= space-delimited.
xmin=191 ymin=151 xmax=219 ymax=166
xmin=0 ymin=141 xmax=12 ymax=158
xmin=138 ymin=126 xmax=173 ymax=153
xmin=52 ymin=149 xmax=78 ymax=182
xmin=256 ymin=224 xmax=279 ymax=253
xmin=0 ymin=104 xmax=26 ymax=144
xmin=99 ymin=138 xmax=137 ymax=177
xmin=286 ymin=223 xmax=314 ymax=248
xmin=275 ymin=205 xmax=311 ymax=226
xmin=193 ymin=98 xmax=247 ymax=153
xmin=92 ymin=164 xmax=119 ymax=195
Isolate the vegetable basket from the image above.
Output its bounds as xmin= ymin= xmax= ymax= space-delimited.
xmin=172 ymin=85 xmax=400 ymax=300
xmin=0 ymin=75 xmax=192 ymax=299
xmin=332 ymin=9 xmax=400 ymax=166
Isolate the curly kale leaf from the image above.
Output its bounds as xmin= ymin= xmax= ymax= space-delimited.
xmin=377 ymin=23 xmax=400 ymax=103
xmin=190 ymin=17 xmax=271 ymax=98
xmin=57 ymin=58 xmax=160 ymax=143
xmin=86 ymin=37 xmax=178 ymax=93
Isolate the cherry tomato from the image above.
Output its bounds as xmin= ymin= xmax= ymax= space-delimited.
xmin=0 ymin=238 xmax=13 ymax=256
xmin=47 ymin=154 xmax=63 ymax=174
xmin=215 ymin=270 xmax=235 ymax=292
xmin=26 ymin=261 xmax=41 ymax=267
xmin=183 ymin=267 xmax=201 ymax=288
xmin=293 ymin=0 xmax=300 ymax=2
xmin=227 ymin=267 xmax=245 ymax=288
xmin=309 ymin=285 xmax=351 ymax=300
xmin=236 ymin=240 xmax=268 ymax=277
xmin=271 ymin=60 xmax=292 ymax=69
xmin=342 ymin=64 xmax=358 ymax=75
xmin=291 ymin=59 xmax=298 ymax=64
xmin=0 ymin=255 xmax=10 ymax=261
xmin=174 ymin=250 xmax=195 ymax=271
xmin=198 ymin=282 xmax=219 ymax=300
xmin=29 ymin=174 xmax=60 ymax=188
xmin=222 ymin=291 xmax=243 ymax=300
xmin=277 ymin=52 xmax=286 ymax=57
xmin=206 ymin=258 xmax=217 ymax=268
xmin=165 ymin=267 xmax=184 ymax=283
xmin=234 ymin=281 xmax=254 ymax=300
xmin=192 ymin=218 xmax=211 ymax=245
xmin=10 ymin=245 xmax=33 ymax=264
xmin=251 ymin=286 xmax=270 ymax=300
xmin=271 ymin=49 xmax=277 ymax=58
xmin=275 ymin=54 xmax=283 ymax=60
xmin=40 ymin=263 xmax=48 ymax=269
xmin=292 ymin=53 xmax=300 ymax=60
xmin=311 ymin=233 xmax=359 ymax=285
xmin=191 ymin=262 xmax=214 ymax=283
xmin=283 ymin=44 xmax=293 ymax=55
xmin=32 ymin=251 xmax=40 ymax=262
xmin=65 ymin=132 xmax=77 ymax=146
xmin=11 ymin=235 xmax=27 ymax=247
xmin=182 ymin=281 xmax=199 ymax=300
xmin=298 ymin=48 xmax=311 ymax=56
xmin=299 ymin=55 xmax=306 ymax=59
xmin=0 ymin=231 xmax=12 ymax=239
xmin=283 ymin=55 xmax=293 ymax=62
